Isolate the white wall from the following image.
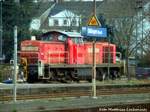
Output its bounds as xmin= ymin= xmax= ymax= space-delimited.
xmin=48 ymin=10 xmax=81 ymax=27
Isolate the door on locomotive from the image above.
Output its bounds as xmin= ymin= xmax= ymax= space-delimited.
xmin=40 ymin=30 xmax=85 ymax=64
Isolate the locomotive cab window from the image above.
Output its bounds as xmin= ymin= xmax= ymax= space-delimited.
xmin=42 ymin=34 xmax=53 ymax=41
xmin=72 ymin=37 xmax=84 ymax=44
xmin=58 ymin=35 xmax=67 ymax=41
xmin=42 ymin=33 xmax=67 ymax=42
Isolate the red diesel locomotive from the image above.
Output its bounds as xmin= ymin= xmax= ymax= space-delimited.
xmin=19 ymin=30 xmax=122 ymax=82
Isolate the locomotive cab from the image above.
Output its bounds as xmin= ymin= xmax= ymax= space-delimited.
xmin=41 ymin=30 xmax=84 ymax=44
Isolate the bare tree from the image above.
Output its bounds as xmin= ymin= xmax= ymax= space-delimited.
xmin=97 ymin=0 xmax=150 ymax=79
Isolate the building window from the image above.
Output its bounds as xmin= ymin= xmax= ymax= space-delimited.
xmin=54 ymin=19 xmax=59 ymax=26
xmin=30 ymin=19 xmax=40 ymax=30
xmin=72 ymin=19 xmax=77 ymax=26
xmin=63 ymin=19 xmax=67 ymax=26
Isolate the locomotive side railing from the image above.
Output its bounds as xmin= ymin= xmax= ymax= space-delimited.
xmin=47 ymin=51 xmax=69 ymax=64
xmin=87 ymin=51 xmax=122 ymax=64
xmin=19 ymin=51 xmax=39 ymax=64
xmin=19 ymin=51 xmax=122 ymax=65
xmin=116 ymin=52 xmax=122 ymax=63
xmin=102 ymin=51 xmax=122 ymax=64
xmin=102 ymin=51 xmax=113 ymax=63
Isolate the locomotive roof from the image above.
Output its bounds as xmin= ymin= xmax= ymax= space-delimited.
xmin=42 ymin=30 xmax=83 ymax=38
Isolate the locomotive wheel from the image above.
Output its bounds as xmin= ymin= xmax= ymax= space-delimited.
xmin=63 ymin=72 xmax=72 ymax=83
xmin=56 ymin=71 xmax=67 ymax=83
xmin=27 ymin=72 xmax=38 ymax=83
xmin=96 ymin=70 xmax=101 ymax=81
xmin=96 ymin=69 xmax=106 ymax=81
xmin=48 ymin=71 xmax=55 ymax=81
xmin=69 ymin=71 xmax=79 ymax=83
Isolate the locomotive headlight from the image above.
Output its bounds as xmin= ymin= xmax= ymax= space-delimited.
xmin=41 ymin=53 xmax=44 ymax=55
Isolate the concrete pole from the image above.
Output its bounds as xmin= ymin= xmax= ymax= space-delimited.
xmin=92 ymin=40 xmax=97 ymax=99
xmin=13 ymin=26 xmax=17 ymax=102
xmin=107 ymin=30 xmax=110 ymax=80
xmin=93 ymin=0 xmax=96 ymax=15
xmin=92 ymin=0 xmax=97 ymax=99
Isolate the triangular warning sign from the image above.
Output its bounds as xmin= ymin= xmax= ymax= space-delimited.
xmin=88 ymin=15 xmax=100 ymax=26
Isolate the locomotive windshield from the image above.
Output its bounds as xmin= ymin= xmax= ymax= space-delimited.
xmin=41 ymin=33 xmax=67 ymax=42
xmin=72 ymin=37 xmax=84 ymax=44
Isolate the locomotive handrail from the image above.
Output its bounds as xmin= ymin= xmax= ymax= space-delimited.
xmin=18 ymin=51 xmax=39 ymax=54
xmin=102 ymin=51 xmax=122 ymax=64
xmin=87 ymin=51 xmax=122 ymax=64
xmin=116 ymin=52 xmax=122 ymax=63
xmin=19 ymin=51 xmax=40 ymax=65
xmin=18 ymin=51 xmax=40 ymax=59
xmin=47 ymin=51 xmax=69 ymax=64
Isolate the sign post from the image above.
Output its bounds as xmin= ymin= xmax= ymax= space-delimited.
xmin=81 ymin=0 xmax=107 ymax=99
xmin=87 ymin=10 xmax=100 ymax=99
xmin=92 ymin=38 xmax=97 ymax=99
xmin=92 ymin=0 xmax=96 ymax=99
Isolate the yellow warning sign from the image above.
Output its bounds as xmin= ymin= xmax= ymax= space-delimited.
xmin=88 ymin=15 xmax=100 ymax=26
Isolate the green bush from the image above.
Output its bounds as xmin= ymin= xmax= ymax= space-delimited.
xmin=0 ymin=64 xmax=11 ymax=82
xmin=12 ymin=109 xmax=17 ymax=112
xmin=0 ymin=66 xmax=2 ymax=82
xmin=0 ymin=72 xmax=2 ymax=82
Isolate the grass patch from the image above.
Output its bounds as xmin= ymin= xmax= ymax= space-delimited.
xmin=12 ymin=109 xmax=17 ymax=112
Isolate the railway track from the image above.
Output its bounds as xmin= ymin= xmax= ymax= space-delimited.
xmin=0 ymin=86 xmax=150 ymax=101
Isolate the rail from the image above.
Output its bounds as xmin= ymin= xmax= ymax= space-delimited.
xmin=0 ymin=84 xmax=150 ymax=102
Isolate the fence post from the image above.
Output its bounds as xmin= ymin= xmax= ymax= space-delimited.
xmin=13 ymin=26 xmax=17 ymax=102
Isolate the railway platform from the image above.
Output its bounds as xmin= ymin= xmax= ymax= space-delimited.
xmin=0 ymin=93 xmax=150 ymax=112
